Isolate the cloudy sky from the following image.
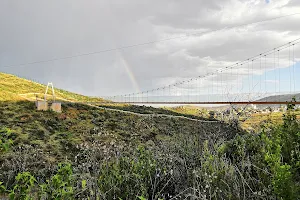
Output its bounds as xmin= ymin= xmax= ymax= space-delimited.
xmin=0 ymin=0 xmax=300 ymax=98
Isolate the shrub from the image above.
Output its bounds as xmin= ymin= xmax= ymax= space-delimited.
xmin=39 ymin=163 xmax=74 ymax=199
xmin=0 ymin=102 xmax=299 ymax=199
xmin=98 ymin=146 xmax=157 ymax=199
xmin=9 ymin=172 xmax=36 ymax=200
xmin=0 ymin=127 xmax=14 ymax=153
xmin=260 ymin=100 xmax=300 ymax=199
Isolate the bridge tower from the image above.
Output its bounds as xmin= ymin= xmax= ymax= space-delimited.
xmin=36 ymin=82 xmax=61 ymax=112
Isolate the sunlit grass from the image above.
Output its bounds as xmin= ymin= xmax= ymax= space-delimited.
xmin=0 ymin=72 xmax=105 ymax=102
xmin=164 ymin=105 xmax=202 ymax=116
xmin=241 ymin=111 xmax=300 ymax=130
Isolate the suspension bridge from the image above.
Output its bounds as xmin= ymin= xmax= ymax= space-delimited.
xmin=105 ymin=38 xmax=300 ymax=105
xmin=1 ymin=14 xmax=300 ymax=106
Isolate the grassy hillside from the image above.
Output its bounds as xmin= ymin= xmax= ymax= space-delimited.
xmin=0 ymin=72 xmax=105 ymax=102
xmin=241 ymin=109 xmax=300 ymax=129
xmin=0 ymin=101 xmax=243 ymax=198
xmin=0 ymin=101 xmax=299 ymax=199
xmin=255 ymin=93 xmax=300 ymax=109
xmin=163 ymin=104 xmax=300 ymax=131
xmin=0 ymin=101 xmax=236 ymax=162
xmin=0 ymin=72 xmax=299 ymax=199
xmin=257 ymin=93 xmax=300 ymax=102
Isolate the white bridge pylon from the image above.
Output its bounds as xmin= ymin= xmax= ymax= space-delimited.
xmin=44 ymin=82 xmax=56 ymax=102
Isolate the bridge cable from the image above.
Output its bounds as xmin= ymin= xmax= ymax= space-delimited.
xmin=274 ymin=49 xmax=276 ymax=98
xmin=174 ymin=41 xmax=295 ymax=102
xmin=248 ymin=59 xmax=250 ymax=100
xmin=289 ymin=44 xmax=291 ymax=95
xmin=293 ymin=44 xmax=295 ymax=93
xmin=265 ymin=54 xmax=267 ymax=102
xmin=197 ymin=78 xmax=200 ymax=102
xmin=252 ymin=59 xmax=254 ymax=98
xmin=112 ymin=40 xmax=299 ymax=103
xmin=2 ymin=13 xmax=300 ymax=70
xmin=211 ymin=74 xmax=214 ymax=102
xmin=278 ymin=49 xmax=280 ymax=101
xmin=221 ymin=70 xmax=223 ymax=102
xmin=259 ymin=55 xmax=262 ymax=97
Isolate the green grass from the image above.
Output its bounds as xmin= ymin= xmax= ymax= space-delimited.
xmin=0 ymin=71 xmax=299 ymax=199
xmin=0 ymin=101 xmax=236 ymax=164
xmin=0 ymin=72 xmax=105 ymax=102
xmin=163 ymin=105 xmax=300 ymax=131
xmin=0 ymin=101 xmax=241 ymax=199
xmin=0 ymin=101 xmax=299 ymax=199
xmin=241 ymin=110 xmax=300 ymax=130
xmin=2 ymin=72 xmax=300 ymax=199
xmin=164 ymin=105 xmax=203 ymax=116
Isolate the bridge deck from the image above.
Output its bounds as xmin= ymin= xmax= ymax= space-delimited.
xmin=103 ymin=101 xmax=300 ymax=105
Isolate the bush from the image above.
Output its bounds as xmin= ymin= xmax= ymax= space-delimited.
xmin=0 ymin=127 xmax=14 ymax=153
xmin=260 ymin=101 xmax=300 ymax=199
xmin=8 ymin=172 xmax=36 ymax=200
xmin=39 ymin=163 xmax=74 ymax=199
xmin=0 ymin=103 xmax=299 ymax=199
xmin=98 ymin=146 xmax=158 ymax=199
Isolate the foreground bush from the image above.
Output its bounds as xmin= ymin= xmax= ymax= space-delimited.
xmin=0 ymin=104 xmax=299 ymax=199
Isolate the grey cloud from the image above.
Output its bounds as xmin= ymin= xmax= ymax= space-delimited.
xmin=0 ymin=0 xmax=299 ymax=96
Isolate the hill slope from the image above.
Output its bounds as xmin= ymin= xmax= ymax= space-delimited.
xmin=0 ymin=72 xmax=105 ymax=102
xmin=257 ymin=93 xmax=300 ymax=102
xmin=0 ymin=72 xmax=239 ymax=177
xmin=1 ymin=73 xmax=298 ymax=199
xmin=0 ymin=101 xmax=237 ymax=162
xmin=255 ymin=93 xmax=300 ymax=109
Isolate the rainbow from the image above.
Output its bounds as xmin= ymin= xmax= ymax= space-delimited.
xmin=117 ymin=51 xmax=141 ymax=93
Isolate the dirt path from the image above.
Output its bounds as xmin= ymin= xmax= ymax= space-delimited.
xmin=87 ymin=103 xmax=220 ymax=123
xmin=20 ymin=93 xmax=220 ymax=123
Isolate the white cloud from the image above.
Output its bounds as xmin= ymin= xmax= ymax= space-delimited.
xmin=0 ymin=0 xmax=299 ymax=96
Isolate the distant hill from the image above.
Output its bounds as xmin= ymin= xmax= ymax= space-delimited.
xmin=257 ymin=93 xmax=300 ymax=102
xmin=255 ymin=93 xmax=300 ymax=109
xmin=0 ymin=72 xmax=105 ymax=103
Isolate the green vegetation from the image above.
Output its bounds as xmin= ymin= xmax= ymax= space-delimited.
xmin=0 ymin=100 xmax=299 ymax=199
xmin=0 ymin=101 xmax=230 ymax=163
xmin=0 ymin=72 xmax=105 ymax=102
xmin=0 ymin=128 xmax=13 ymax=153
xmin=100 ymin=104 xmax=215 ymax=121
xmin=164 ymin=104 xmax=300 ymax=131
xmin=242 ymin=110 xmax=300 ymax=130
xmin=0 ymin=73 xmax=299 ymax=199
xmin=165 ymin=105 xmax=204 ymax=116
